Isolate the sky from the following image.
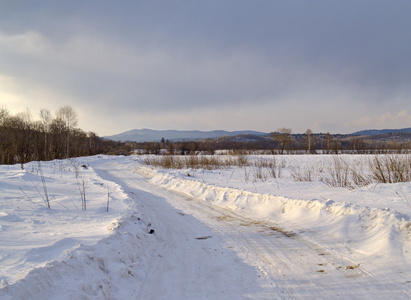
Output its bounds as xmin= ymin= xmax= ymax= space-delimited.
xmin=1 ymin=1 xmax=411 ymax=136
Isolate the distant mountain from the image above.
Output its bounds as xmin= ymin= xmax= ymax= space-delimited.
xmin=352 ymin=127 xmax=411 ymax=136
xmin=104 ymin=129 xmax=269 ymax=142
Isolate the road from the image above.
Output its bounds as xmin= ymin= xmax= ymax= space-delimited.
xmin=93 ymin=159 xmax=411 ymax=299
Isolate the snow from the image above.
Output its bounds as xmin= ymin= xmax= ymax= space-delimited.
xmin=0 ymin=154 xmax=410 ymax=299
xmin=0 ymin=156 xmax=130 ymax=287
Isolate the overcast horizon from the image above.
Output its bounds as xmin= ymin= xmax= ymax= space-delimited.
xmin=1 ymin=1 xmax=411 ymax=136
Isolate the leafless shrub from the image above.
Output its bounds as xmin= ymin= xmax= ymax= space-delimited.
xmin=350 ymin=163 xmax=372 ymax=186
xmin=368 ymin=154 xmax=411 ymax=183
xmin=144 ymin=156 xmax=183 ymax=169
xmin=144 ymin=154 xmax=285 ymax=182
xmin=251 ymin=157 xmax=284 ymax=179
xmin=143 ymin=154 xmax=411 ymax=188
xmin=320 ymin=156 xmax=352 ymax=188
xmin=319 ymin=155 xmax=411 ymax=188
xmin=291 ymin=166 xmax=315 ymax=182
xmin=20 ymin=162 xmax=51 ymax=208
xmin=143 ymin=155 xmax=248 ymax=170
xmin=251 ymin=163 xmax=267 ymax=182
xmin=80 ymin=178 xmax=87 ymax=211
xmin=19 ymin=187 xmax=42 ymax=207
xmin=236 ymin=155 xmax=248 ymax=166
xmin=268 ymin=158 xmax=284 ymax=179
xmin=37 ymin=162 xmax=50 ymax=208
xmin=73 ymin=164 xmax=87 ymax=211
xmin=187 ymin=155 xmax=199 ymax=169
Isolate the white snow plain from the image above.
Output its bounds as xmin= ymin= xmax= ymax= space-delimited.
xmin=0 ymin=154 xmax=410 ymax=299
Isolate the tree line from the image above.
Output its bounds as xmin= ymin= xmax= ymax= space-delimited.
xmin=2 ymin=107 xmax=410 ymax=165
xmin=131 ymin=127 xmax=411 ymax=155
xmin=0 ymin=106 xmax=127 ymax=166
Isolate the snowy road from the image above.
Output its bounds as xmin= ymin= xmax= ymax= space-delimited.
xmin=92 ymin=159 xmax=411 ymax=299
xmin=94 ymin=162 xmax=264 ymax=299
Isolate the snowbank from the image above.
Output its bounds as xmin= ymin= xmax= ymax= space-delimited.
xmin=0 ymin=156 xmax=132 ymax=285
xmin=135 ymin=161 xmax=411 ymax=267
xmin=0 ymin=213 xmax=157 ymax=300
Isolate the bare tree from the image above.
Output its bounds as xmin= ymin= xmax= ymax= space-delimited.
xmin=0 ymin=105 xmax=125 ymax=164
xmin=5 ymin=114 xmax=33 ymax=166
xmin=56 ymin=106 xmax=78 ymax=157
xmin=40 ymin=109 xmax=52 ymax=159
xmin=271 ymin=128 xmax=292 ymax=154
xmin=40 ymin=109 xmax=52 ymax=127
xmin=49 ymin=117 xmax=68 ymax=159
xmin=0 ymin=105 xmax=9 ymax=125
xmin=325 ymin=132 xmax=333 ymax=154
xmin=87 ymin=132 xmax=97 ymax=154
xmin=18 ymin=108 xmax=32 ymax=124
xmin=305 ymin=129 xmax=316 ymax=153
xmin=56 ymin=105 xmax=78 ymax=129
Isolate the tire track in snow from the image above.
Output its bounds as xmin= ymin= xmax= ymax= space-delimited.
xmin=93 ymin=161 xmax=269 ymax=300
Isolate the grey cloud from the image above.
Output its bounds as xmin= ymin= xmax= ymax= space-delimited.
xmin=1 ymin=1 xmax=411 ymax=135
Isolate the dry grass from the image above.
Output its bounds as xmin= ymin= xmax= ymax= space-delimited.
xmin=142 ymin=154 xmax=411 ymax=188
xmin=291 ymin=166 xmax=315 ymax=182
xmin=143 ymin=155 xmax=248 ymax=170
xmin=320 ymin=154 xmax=411 ymax=188
xmin=320 ymin=156 xmax=352 ymax=188
xmin=369 ymin=154 xmax=411 ymax=183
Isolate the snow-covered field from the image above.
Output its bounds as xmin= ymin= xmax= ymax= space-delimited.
xmin=0 ymin=155 xmax=410 ymax=299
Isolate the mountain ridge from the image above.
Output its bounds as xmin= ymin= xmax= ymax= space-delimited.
xmin=104 ymin=127 xmax=411 ymax=142
xmin=104 ymin=128 xmax=269 ymax=142
xmin=352 ymin=127 xmax=411 ymax=136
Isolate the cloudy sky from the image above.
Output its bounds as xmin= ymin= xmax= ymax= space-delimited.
xmin=1 ymin=1 xmax=410 ymax=136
